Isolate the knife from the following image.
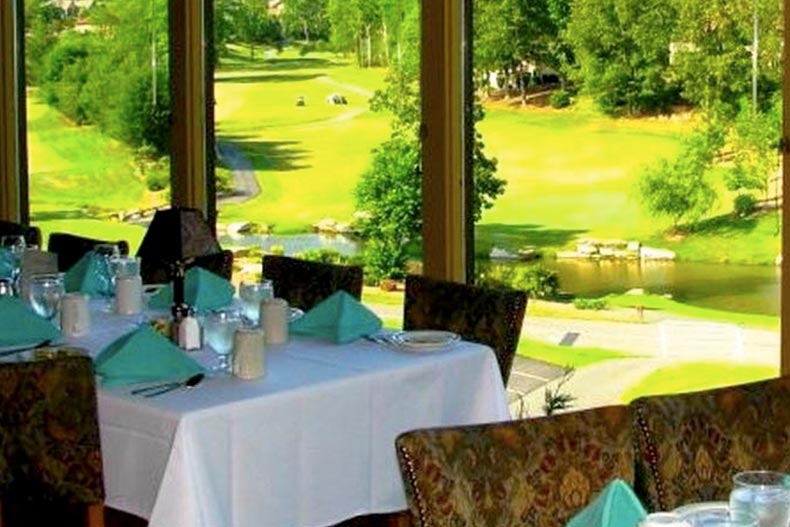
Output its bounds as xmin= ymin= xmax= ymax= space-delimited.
xmin=142 ymin=373 xmax=204 ymax=398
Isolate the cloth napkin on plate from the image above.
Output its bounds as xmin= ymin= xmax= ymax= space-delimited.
xmin=0 ymin=248 xmax=16 ymax=280
xmin=64 ymin=251 xmax=109 ymax=297
xmin=566 ymin=479 xmax=647 ymax=527
xmin=290 ymin=290 xmax=382 ymax=344
xmin=0 ymin=296 xmax=62 ymax=347
xmin=148 ymin=267 xmax=234 ymax=311
xmin=95 ymin=325 xmax=204 ymax=387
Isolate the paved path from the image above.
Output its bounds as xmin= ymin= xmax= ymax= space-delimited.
xmin=216 ymin=142 xmax=260 ymax=205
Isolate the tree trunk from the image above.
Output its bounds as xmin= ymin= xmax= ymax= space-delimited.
xmin=396 ymin=39 xmax=402 ymax=66
xmin=381 ymin=22 xmax=390 ymax=67
xmin=303 ymin=20 xmax=310 ymax=44
xmin=365 ymin=25 xmax=372 ymax=68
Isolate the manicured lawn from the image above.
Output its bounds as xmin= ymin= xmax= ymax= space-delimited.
xmin=620 ymin=362 xmax=778 ymax=403
xmin=518 ymin=337 xmax=631 ymax=368
xmin=606 ymin=293 xmax=780 ymax=329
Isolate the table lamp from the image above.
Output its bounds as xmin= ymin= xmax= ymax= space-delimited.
xmin=137 ymin=208 xmax=222 ymax=343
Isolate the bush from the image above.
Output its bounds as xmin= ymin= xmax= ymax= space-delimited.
xmin=733 ymin=193 xmax=758 ymax=217
xmin=573 ymin=297 xmax=608 ymax=310
xmin=145 ymin=163 xmax=169 ymax=191
xmin=549 ymin=89 xmax=572 ymax=109
xmin=477 ymin=264 xmax=560 ymax=300
xmin=362 ymin=238 xmax=408 ymax=283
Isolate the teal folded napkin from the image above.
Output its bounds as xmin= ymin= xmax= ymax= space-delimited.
xmin=94 ymin=325 xmax=204 ymax=387
xmin=148 ymin=267 xmax=234 ymax=311
xmin=566 ymin=479 xmax=647 ymax=527
xmin=0 ymin=248 xmax=15 ymax=280
xmin=0 ymin=296 xmax=62 ymax=347
xmin=64 ymin=251 xmax=110 ymax=297
xmin=290 ymin=290 xmax=382 ymax=344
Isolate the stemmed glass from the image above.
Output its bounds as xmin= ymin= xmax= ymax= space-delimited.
xmin=27 ymin=273 xmax=65 ymax=326
xmin=238 ymin=280 xmax=274 ymax=326
xmin=729 ymin=471 xmax=790 ymax=527
xmin=0 ymin=235 xmax=26 ymax=292
xmin=204 ymin=308 xmax=242 ymax=374
xmin=94 ymin=243 xmax=120 ymax=310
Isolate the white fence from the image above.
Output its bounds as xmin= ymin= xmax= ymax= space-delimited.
xmin=657 ymin=320 xmax=745 ymax=361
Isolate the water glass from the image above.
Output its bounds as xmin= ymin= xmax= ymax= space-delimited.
xmin=238 ymin=280 xmax=274 ymax=325
xmin=729 ymin=471 xmax=790 ymax=527
xmin=93 ymin=244 xmax=120 ymax=309
xmin=109 ymin=255 xmax=140 ymax=280
xmin=27 ymin=273 xmax=65 ymax=325
xmin=204 ymin=309 xmax=242 ymax=373
xmin=639 ymin=513 xmax=692 ymax=527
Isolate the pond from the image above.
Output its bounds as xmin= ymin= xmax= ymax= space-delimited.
xmin=220 ymin=233 xmax=780 ymax=316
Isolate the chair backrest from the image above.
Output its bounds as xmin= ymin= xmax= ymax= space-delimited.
xmin=262 ymin=255 xmax=363 ymax=311
xmin=396 ymin=405 xmax=634 ymax=527
xmin=140 ymin=249 xmax=234 ymax=285
xmin=47 ymin=232 xmax=129 ymax=272
xmin=0 ymin=220 xmax=42 ymax=248
xmin=631 ymin=376 xmax=790 ymax=511
xmin=403 ymin=274 xmax=527 ymax=385
xmin=0 ymin=355 xmax=104 ymax=505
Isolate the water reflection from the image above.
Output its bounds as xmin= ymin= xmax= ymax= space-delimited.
xmin=219 ymin=232 xmax=360 ymax=256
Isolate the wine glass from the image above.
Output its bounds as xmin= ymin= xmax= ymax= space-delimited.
xmin=93 ymin=244 xmax=120 ymax=310
xmin=729 ymin=471 xmax=790 ymax=527
xmin=27 ymin=273 xmax=65 ymax=325
xmin=204 ymin=308 xmax=242 ymax=373
xmin=238 ymin=280 xmax=274 ymax=326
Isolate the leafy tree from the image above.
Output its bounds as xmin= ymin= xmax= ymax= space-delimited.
xmin=638 ymin=128 xmax=721 ymax=229
xmin=237 ymin=0 xmax=282 ymax=59
xmin=725 ymin=96 xmax=781 ymax=198
xmin=327 ymin=0 xmax=360 ymax=55
xmin=566 ymin=0 xmax=679 ymax=115
xmin=281 ymin=0 xmax=329 ymax=43
xmin=355 ymin=10 xmax=505 ymax=280
xmin=670 ymin=0 xmax=782 ymax=116
xmin=25 ymin=0 xmax=68 ymax=85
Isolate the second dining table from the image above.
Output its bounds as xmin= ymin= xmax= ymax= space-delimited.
xmin=65 ymin=301 xmax=511 ymax=527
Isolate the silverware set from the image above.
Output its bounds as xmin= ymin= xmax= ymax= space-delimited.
xmin=130 ymin=373 xmax=205 ymax=397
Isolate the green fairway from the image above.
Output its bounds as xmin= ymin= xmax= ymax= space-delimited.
xmin=518 ymin=337 xmax=632 ymax=368
xmin=620 ymin=362 xmax=778 ymax=403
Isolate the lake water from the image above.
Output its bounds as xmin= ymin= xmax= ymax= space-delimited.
xmin=220 ymin=233 xmax=780 ymax=316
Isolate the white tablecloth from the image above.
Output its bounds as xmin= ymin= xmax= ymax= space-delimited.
xmin=66 ymin=305 xmax=511 ymax=527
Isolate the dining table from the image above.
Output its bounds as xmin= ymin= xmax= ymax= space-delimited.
xmin=62 ymin=301 xmax=511 ymax=527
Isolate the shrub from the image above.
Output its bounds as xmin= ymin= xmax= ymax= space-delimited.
xmin=477 ymin=264 xmax=560 ymax=300
xmin=145 ymin=165 xmax=169 ymax=191
xmin=549 ymin=89 xmax=572 ymax=109
xmin=733 ymin=193 xmax=758 ymax=217
xmin=573 ymin=297 xmax=608 ymax=310
xmin=362 ymin=238 xmax=408 ymax=283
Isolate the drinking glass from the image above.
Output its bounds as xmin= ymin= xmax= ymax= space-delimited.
xmin=729 ymin=471 xmax=790 ymax=527
xmin=93 ymin=244 xmax=120 ymax=309
xmin=204 ymin=309 xmax=242 ymax=373
xmin=638 ymin=513 xmax=692 ymax=527
xmin=109 ymin=255 xmax=140 ymax=280
xmin=0 ymin=235 xmax=26 ymax=288
xmin=27 ymin=273 xmax=65 ymax=325
xmin=238 ymin=280 xmax=274 ymax=325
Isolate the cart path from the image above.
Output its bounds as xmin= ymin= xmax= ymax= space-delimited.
xmin=216 ymin=141 xmax=260 ymax=205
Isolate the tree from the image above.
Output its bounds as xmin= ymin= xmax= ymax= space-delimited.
xmin=670 ymin=0 xmax=782 ymax=116
xmin=638 ymin=128 xmax=721 ymax=229
xmin=566 ymin=0 xmax=679 ymax=115
xmin=25 ymin=0 xmax=68 ymax=85
xmin=327 ymin=0 xmax=360 ymax=55
xmin=281 ymin=0 xmax=329 ymax=44
xmin=237 ymin=0 xmax=281 ymax=60
xmin=355 ymin=7 xmax=505 ymax=280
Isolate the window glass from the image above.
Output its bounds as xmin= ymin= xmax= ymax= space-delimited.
xmin=471 ymin=0 xmax=783 ymax=413
xmin=26 ymin=0 xmax=171 ymax=252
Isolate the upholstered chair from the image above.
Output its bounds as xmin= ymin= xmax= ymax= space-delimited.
xmin=0 ymin=354 xmax=104 ymax=527
xmin=403 ymin=275 xmax=527 ymax=385
xmin=262 ymin=255 xmax=363 ymax=311
xmin=396 ymin=405 xmax=634 ymax=527
xmin=0 ymin=221 xmax=42 ymax=248
xmin=47 ymin=232 xmax=129 ymax=272
xmin=631 ymin=376 xmax=790 ymax=511
xmin=140 ymin=249 xmax=234 ymax=284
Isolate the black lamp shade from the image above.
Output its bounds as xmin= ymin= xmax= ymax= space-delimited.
xmin=136 ymin=208 xmax=221 ymax=262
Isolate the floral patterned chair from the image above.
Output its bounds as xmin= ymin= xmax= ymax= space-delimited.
xmin=403 ymin=275 xmax=527 ymax=385
xmin=631 ymin=376 xmax=790 ymax=511
xmin=48 ymin=232 xmax=129 ymax=273
xmin=0 ymin=354 xmax=104 ymax=527
xmin=140 ymin=249 xmax=234 ymax=285
xmin=396 ymin=405 xmax=634 ymax=527
xmin=0 ymin=221 xmax=41 ymax=248
xmin=262 ymin=255 xmax=364 ymax=311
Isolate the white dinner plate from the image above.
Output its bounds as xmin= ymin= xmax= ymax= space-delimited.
xmin=389 ymin=330 xmax=460 ymax=352
xmin=673 ymin=501 xmax=729 ymax=524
